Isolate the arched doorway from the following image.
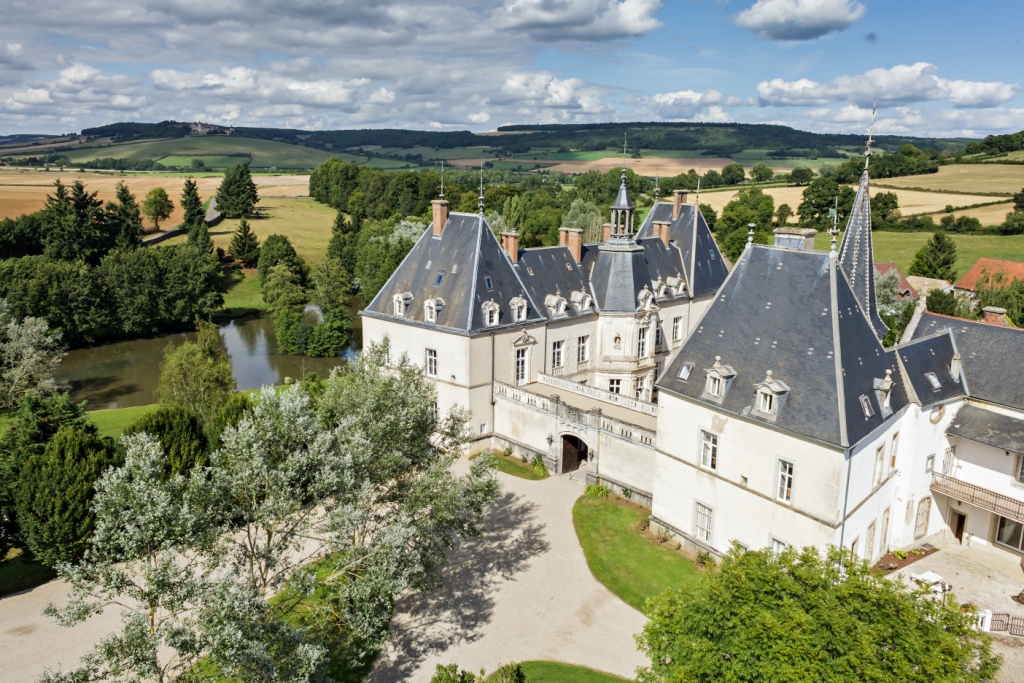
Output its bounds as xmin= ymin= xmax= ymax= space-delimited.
xmin=561 ymin=435 xmax=589 ymax=473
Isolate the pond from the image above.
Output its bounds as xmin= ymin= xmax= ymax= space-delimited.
xmin=55 ymin=313 xmax=360 ymax=410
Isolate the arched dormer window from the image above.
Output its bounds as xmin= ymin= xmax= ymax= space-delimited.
xmin=637 ymin=286 xmax=654 ymax=309
xmin=873 ymin=369 xmax=895 ymax=418
xmin=544 ymin=293 xmax=568 ymax=317
xmin=481 ymin=300 xmax=500 ymax=327
xmin=653 ymin=278 xmax=668 ymax=298
xmin=570 ymin=290 xmax=592 ymax=314
xmin=510 ymin=296 xmax=528 ymax=322
xmin=666 ymin=275 xmax=686 ymax=297
xmin=424 ymin=297 xmax=444 ymax=323
xmin=703 ymin=356 xmax=736 ymax=402
xmin=393 ymin=292 xmax=412 ymax=317
xmin=754 ymin=370 xmax=790 ymax=421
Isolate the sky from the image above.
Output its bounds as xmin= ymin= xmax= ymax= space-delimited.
xmin=1 ymin=0 xmax=1023 ymax=138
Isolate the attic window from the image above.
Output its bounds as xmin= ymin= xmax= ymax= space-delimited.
xmin=482 ymin=300 xmax=500 ymax=327
xmin=759 ymin=392 xmax=774 ymax=413
xmin=924 ymin=372 xmax=942 ymax=392
xmin=425 ymin=298 xmax=444 ymax=323
xmin=703 ymin=356 xmax=736 ymax=399
xmin=859 ymin=395 xmax=875 ymax=419
xmin=678 ymin=362 xmax=694 ymax=381
xmin=526 ymin=267 xmax=535 ymax=276
xmin=510 ymin=296 xmax=527 ymax=322
xmin=754 ymin=371 xmax=789 ymax=419
xmin=566 ymin=262 xmax=573 ymax=271
xmin=485 ymin=276 xmax=493 ymax=291
xmin=434 ymin=271 xmax=445 ymax=285
xmin=708 ymin=376 xmax=722 ymax=396
xmin=392 ymin=292 xmax=412 ymax=317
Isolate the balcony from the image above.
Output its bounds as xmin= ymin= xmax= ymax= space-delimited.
xmin=930 ymin=472 xmax=1024 ymax=523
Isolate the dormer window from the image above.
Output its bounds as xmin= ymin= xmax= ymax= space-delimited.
xmin=759 ymin=392 xmax=774 ymax=413
xmin=637 ymin=286 xmax=655 ymax=309
xmin=509 ymin=296 xmax=527 ymax=322
xmin=544 ymin=293 xmax=568 ymax=317
xmin=873 ymin=369 xmax=895 ymax=417
xmin=653 ymin=279 xmax=668 ymax=298
xmin=709 ymin=376 xmax=722 ymax=396
xmin=392 ymin=292 xmax=412 ymax=317
xmin=482 ymin=300 xmax=500 ymax=327
xmin=703 ymin=356 xmax=736 ymax=400
xmin=666 ymin=275 xmax=686 ymax=297
xmin=570 ymin=290 xmax=592 ymax=313
xmin=678 ymin=361 xmax=694 ymax=381
xmin=424 ymin=298 xmax=444 ymax=323
xmin=754 ymin=370 xmax=789 ymax=419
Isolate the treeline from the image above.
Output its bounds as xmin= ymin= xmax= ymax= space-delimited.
xmin=964 ymin=130 xmax=1024 ymax=155
xmin=0 ymin=180 xmax=224 ymax=346
xmin=80 ymin=120 xmax=191 ymax=142
xmin=825 ymin=145 xmax=940 ymax=182
xmin=234 ymin=126 xmax=482 ymax=151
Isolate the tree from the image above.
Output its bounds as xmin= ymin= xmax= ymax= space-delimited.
xmin=721 ymin=163 xmax=746 ymax=185
xmin=191 ymin=158 xmax=206 ymax=172
xmin=123 ymin=405 xmax=208 ymax=478
xmin=791 ymin=166 xmax=814 ymax=185
xmin=716 ymin=188 xmax=775 ymax=261
xmin=106 ymin=182 xmax=143 ymax=249
xmin=155 ymin=318 xmax=236 ymax=425
xmin=750 ymin=162 xmax=774 ymax=183
xmin=908 ymin=231 xmax=958 ymax=282
xmin=263 ymin=263 xmax=309 ymax=355
xmin=141 ymin=186 xmax=174 ymax=231
xmin=1014 ymin=187 xmax=1024 ymax=213
xmin=180 ymin=177 xmax=204 ymax=235
xmin=1000 ymin=210 xmax=1024 ymax=236
xmin=0 ymin=299 xmax=66 ymax=410
xmin=42 ymin=180 xmax=112 ymax=263
xmin=926 ymin=288 xmax=960 ymax=316
xmin=562 ymin=198 xmax=603 ymax=244
xmin=188 ymin=221 xmax=215 ymax=254
xmin=776 ymin=203 xmax=793 ymax=225
xmin=310 ymin=256 xmax=351 ymax=315
xmin=797 ymin=176 xmax=840 ymax=223
xmin=698 ymin=203 xmax=717 ymax=232
xmin=230 ymin=218 xmax=261 ymax=267
xmin=636 ymin=545 xmax=1000 ymax=683
xmin=14 ymin=426 xmax=118 ymax=567
xmin=216 ymin=162 xmax=259 ymax=218
xmin=326 ymin=210 xmax=358 ymax=276
xmin=258 ymin=233 xmax=307 ymax=283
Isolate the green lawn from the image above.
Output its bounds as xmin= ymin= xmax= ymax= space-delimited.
xmin=572 ymin=494 xmax=700 ymax=614
xmin=88 ymin=404 xmax=159 ymax=440
xmin=487 ymin=661 xmax=629 ymax=682
xmin=215 ymin=269 xmax=267 ymax=320
xmin=479 ymin=452 xmax=549 ymax=480
xmin=0 ymin=548 xmax=57 ymax=596
xmin=813 ymin=230 xmax=1024 ymax=275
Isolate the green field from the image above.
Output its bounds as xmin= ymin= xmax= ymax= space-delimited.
xmin=215 ymin=269 xmax=268 ymax=320
xmin=573 ymin=494 xmax=700 ymax=613
xmin=61 ymin=136 xmax=340 ymax=169
xmin=88 ymin=404 xmax=159 ymax=440
xmin=487 ymin=662 xmax=629 ymax=682
xmin=814 ymin=230 xmax=1024 ymax=276
xmin=476 ymin=451 xmax=548 ymax=480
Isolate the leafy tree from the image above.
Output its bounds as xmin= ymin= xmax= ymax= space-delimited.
xmin=1014 ymin=187 xmax=1024 ymax=213
xmin=562 ymin=197 xmax=603 ymax=244
xmin=180 ymin=177 xmax=205 ymax=235
xmin=698 ymin=203 xmax=717 ymax=232
xmin=636 ymin=545 xmax=1000 ymax=683
xmin=190 ymin=158 xmax=206 ymax=171
xmin=155 ymin=318 xmax=236 ymax=425
xmin=717 ymin=188 xmax=775 ymax=261
xmin=230 ymin=218 xmax=261 ymax=267
xmin=258 ymin=233 xmax=307 ymax=283
xmin=1001 ymin=210 xmax=1024 ymax=236
xmin=721 ymin=162 xmax=746 ymax=185
xmin=430 ymin=662 xmax=524 ymax=683
xmin=14 ymin=426 xmax=118 ymax=567
xmin=310 ymin=256 xmax=351 ymax=315
xmin=306 ymin=309 xmax=352 ymax=357
xmin=123 ymin=405 xmax=208 ymax=478
xmin=216 ymin=162 xmax=259 ymax=218
xmin=264 ymin=263 xmax=309 ymax=355
xmin=908 ymin=231 xmax=958 ymax=282
xmin=105 ymin=182 xmax=143 ymax=249
xmin=797 ymin=176 xmax=840 ymax=223
xmin=974 ymin=272 xmax=1024 ymax=326
xmin=750 ymin=162 xmax=774 ymax=182
xmin=791 ymin=166 xmax=814 ymax=185
xmin=206 ymin=391 xmax=253 ymax=450
xmin=775 ymin=203 xmax=793 ymax=225
xmin=0 ymin=299 xmax=66 ymax=410
xmin=141 ymin=186 xmax=174 ymax=231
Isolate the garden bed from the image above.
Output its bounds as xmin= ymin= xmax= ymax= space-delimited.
xmin=872 ymin=544 xmax=939 ymax=575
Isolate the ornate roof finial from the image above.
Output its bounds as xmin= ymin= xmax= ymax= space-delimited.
xmin=478 ymin=163 xmax=485 ymax=216
xmin=653 ymin=167 xmax=660 ymax=203
xmin=864 ymin=98 xmax=876 ymax=171
xmin=747 ymin=223 xmax=755 ymax=245
xmin=439 ymin=160 xmax=445 ymax=199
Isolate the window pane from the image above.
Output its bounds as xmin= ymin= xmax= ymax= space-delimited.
xmin=997 ymin=517 xmax=1024 ymax=550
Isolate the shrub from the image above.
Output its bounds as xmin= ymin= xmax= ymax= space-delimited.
xmin=123 ymin=405 xmax=207 ymax=478
xmin=491 ymin=663 xmax=526 ymax=683
xmin=893 ymin=549 xmax=909 ymax=560
xmin=655 ymin=526 xmax=674 ymax=544
xmin=696 ymin=550 xmax=715 ymax=568
xmin=622 ymin=487 xmax=632 ymax=500
xmin=586 ymin=484 xmax=611 ymax=497
xmin=531 ymin=453 xmax=548 ymax=478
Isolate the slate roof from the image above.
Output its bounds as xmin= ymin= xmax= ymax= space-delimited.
xmin=838 ymin=169 xmax=888 ymax=339
xmin=911 ymin=313 xmax=1024 ymax=411
xmin=948 ymin=404 xmax=1024 ymax=455
xmin=514 ymin=246 xmax=595 ymax=320
xmin=658 ymin=244 xmax=908 ymax=448
xmin=363 ymin=212 xmax=541 ymax=333
xmin=895 ymin=330 xmax=966 ymax=407
xmin=636 ymin=201 xmax=729 ymax=297
xmin=582 ymin=241 xmax=650 ymax=313
xmin=955 ymin=257 xmax=1024 ymax=292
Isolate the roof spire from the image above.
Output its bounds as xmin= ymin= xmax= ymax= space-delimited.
xmin=439 ymin=160 xmax=445 ymax=199
xmin=653 ymin=167 xmax=660 ymax=203
xmin=478 ymin=164 xmax=485 ymax=216
xmin=864 ymin=98 xmax=876 ymax=171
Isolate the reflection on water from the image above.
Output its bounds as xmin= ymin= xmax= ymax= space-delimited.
xmin=56 ymin=315 xmax=359 ymax=410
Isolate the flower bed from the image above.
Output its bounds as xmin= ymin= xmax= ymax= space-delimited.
xmin=872 ymin=544 xmax=940 ymax=575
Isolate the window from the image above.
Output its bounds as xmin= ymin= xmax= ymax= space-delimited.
xmin=925 ymin=454 xmax=935 ymax=473
xmin=771 ymin=538 xmax=788 ymax=554
xmin=1016 ymin=455 xmax=1024 ymax=484
xmin=880 ymin=508 xmax=891 ymax=555
xmin=425 ymin=300 xmax=437 ymax=323
xmin=487 ymin=307 xmax=498 ymax=326
xmin=672 ymin=316 xmax=682 ymax=341
xmin=997 ymin=516 xmax=1024 ymax=552
xmin=849 ymin=537 xmax=859 ymax=558
xmin=708 ymin=375 xmax=722 ymax=396
xmin=914 ymin=497 xmax=931 ymax=539
xmin=393 ymin=298 xmax=404 ymax=316
xmin=865 ymin=521 xmax=876 ymax=560
xmin=678 ymin=362 xmax=694 ymax=381
xmin=634 ymin=376 xmax=646 ymax=399
xmin=924 ymin=372 xmax=942 ymax=391
xmin=425 ymin=349 xmax=437 ymax=376
xmin=515 ymin=348 xmax=528 ymax=386
xmin=759 ymin=391 xmax=774 ymax=414
xmin=479 ymin=422 xmax=487 ymax=435
xmin=577 ymin=335 xmax=590 ymax=363
xmin=700 ymin=430 xmax=718 ymax=470
xmin=485 ymin=276 xmax=493 ymax=290
xmin=551 ymin=340 xmax=564 ymax=369
xmin=777 ymin=460 xmax=794 ymax=502
xmin=859 ymin=394 xmax=875 ymax=418
xmin=608 ymin=379 xmax=621 ymax=394
xmin=695 ymin=502 xmax=713 ymax=543
xmin=874 ymin=444 xmax=885 ymax=485
xmin=637 ymin=326 xmax=648 ymax=357
xmin=655 ymin=326 xmax=663 ymax=347
xmin=890 ymin=433 xmax=899 ymax=470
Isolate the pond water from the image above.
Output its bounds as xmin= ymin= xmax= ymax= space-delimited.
xmin=55 ymin=313 xmax=360 ymax=410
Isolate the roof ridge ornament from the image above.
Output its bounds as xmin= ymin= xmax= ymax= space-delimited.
xmin=439 ymin=160 xmax=445 ymax=199
xmin=864 ymin=98 xmax=876 ymax=171
xmin=478 ymin=164 xmax=485 ymax=217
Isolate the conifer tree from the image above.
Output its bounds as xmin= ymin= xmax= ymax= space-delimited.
xmin=326 ymin=210 xmax=358 ymax=276
xmin=908 ymin=231 xmax=958 ymax=282
xmin=229 ymin=218 xmax=261 ymax=267
xmin=180 ymin=177 xmax=205 ymax=234
xmin=187 ymin=221 xmax=214 ymax=254
xmin=123 ymin=405 xmax=208 ymax=478
xmin=107 ymin=181 xmax=143 ymax=249
xmin=216 ymin=163 xmax=259 ymax=218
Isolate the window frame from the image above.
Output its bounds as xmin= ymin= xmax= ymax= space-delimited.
xmin=577 ymin=335 xmax=590 ymax=363
xmin=515 ymin=348 xmax=528 ymax=386
xmin=425 ymin=300 xmax=437 ymax=323
xmin=777 ymin=459 xmax=794 ymax=503
xmin=655 ymin=326 xmax=663 ymax=348
xmin=770 ymin=537 xmax=788 ymax=554
xmin=551 ymin=340 xmax=565 ymax=369
xmin=637 ymin=326 xmax=648 ymax=358
xmin=759 ymin=391 xmax=774 ymax=414
xmin=700 ymin=430 xmax=718 ymax=471
xmin=608 ymin=379 xmax=621 ymax=394
xmin=925 ymin=454 xmax=935 ymax=473
xmin=890 ymin=433 xmax=899 ymax=471
xmin=425 ymin=348 xmax=437 ymax=377
xmin=694 ymin=502 xmax=713 ymax=544
xmin=1016 ymin=455 xmax=1024 ymax=484
xmin=672 ymin=316 xmax=682 ymax=341
xmin=708 ymin=375 xmax=722 ymax=396
xmin=678 ymin=361 xmax=694 ymax=381
xmin=874 ymin=444 xmax=886 ymax=486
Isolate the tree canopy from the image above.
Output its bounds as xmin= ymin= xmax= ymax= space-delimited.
xmin=908 ymin=231 xmax=958 ymax=282
xmin=216 ymin=162 xmax=259 ymax=218
xmin=141 ymin=186 xmax=174 ymax=231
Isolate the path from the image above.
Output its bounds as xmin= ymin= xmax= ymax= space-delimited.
xmin=368 ymin=467 xmax=648 ymax=681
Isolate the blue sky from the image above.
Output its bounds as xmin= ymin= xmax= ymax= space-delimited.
xmin=1 ymin=0 xmax=1022 ymax=138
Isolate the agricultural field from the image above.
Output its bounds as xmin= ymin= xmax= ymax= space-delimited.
xmin=161 ymin=196 xmax=336 ymax=264
xmin=0 ymin=169 xmax=311 ymax=222
xmin=875 ymin=164 xmax=1024 ymax=196
xmin=59 ymin=135 xmax=339 ymax=169
xmin=544 ymin=155 xmax=734 ymax=176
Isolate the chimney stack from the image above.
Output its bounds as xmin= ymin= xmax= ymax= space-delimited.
xmin=772 ymin=227 xmax=817 ymax=251
xmin=603 ymin=223 xmax=612 ymax=243
xmin=502 ymin=231 xmax=519 ymax=263
xmin=431 ymin=199 xmax=449 ymax=236
xmin=982 ymin=306 xmax=1010 ymax=327
xmin=672 ymin=189 xmax=688 ymax=219
xmin=565 ymin=228 xmax=583 ymax=263
xmin=653 ymin=220 xmax=671 ymax=247
xmin=559 ymin=226 xmax=569 ymax=246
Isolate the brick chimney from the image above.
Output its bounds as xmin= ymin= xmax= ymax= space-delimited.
xmin=502 ymin=231 xmax=519 ymax=263
xmin=982 ymin=306 xmax=1010 ymax=327
xmin=672 ymin=189 xmax=688 ymax=219
xmin=559 ymin=226 xmax=570 ymax=246
xmin=431 ymin=199 xmax=449 ymax=236
xmin=653 ymin=220 xmax=671 ymax=247
xmin=565 ymin=228 xmax=583 ymax=263
xmin=603 ymin=223 xmax=612 ymax=242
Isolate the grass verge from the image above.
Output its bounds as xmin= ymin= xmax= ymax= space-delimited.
xmin=487 ymin=661 xmax=629 ymax=682
xmin=473 ymin=451 xmax=549 ymax=480
xmin=0 ymin=548 xmax=57 ymax=597
xmin=573 ymin=494 xmax=699 ymax=614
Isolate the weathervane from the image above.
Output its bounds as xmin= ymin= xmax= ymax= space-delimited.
xmin=654 ymin=167 xmax=660 ymax=202
xmin=829 ymin=195 xmax=841 ymax=251
xmin=439 ymin=160 xmax=445 ymax=199
xmin=865 ymin=98 xmax=876 ymax=170
xmin=478 ymin=163 xmax=485 ymax=216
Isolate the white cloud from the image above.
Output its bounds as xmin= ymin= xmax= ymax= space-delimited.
xmin=734 ymin=0 xmax=865 ymax=41
xmin=495 ymin=0 xmax=662 ymax=41
xmin=468 ymin=111 xmax=491 ymax=124
xmin=498 ymin=72 xmax=611 ymax=114
xmin=758 ymin=63 xmax=1020 ymax=108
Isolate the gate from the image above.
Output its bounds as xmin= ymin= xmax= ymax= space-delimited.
xmin=1010 ymin=616 xmax=1024 ymax=637
xmin=991 ymin=613 xmax=1009 ymax=632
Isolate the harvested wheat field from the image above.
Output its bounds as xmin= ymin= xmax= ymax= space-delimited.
xmin=0 ymin=170 xmax=310 ymax=223
xmin=876 ymin=165 xmax=1024 ymax=196
xmin=950 ymin=202 xmax=1015 ymax=226
xmin=540 ymin=156 xmax=735 ymax=176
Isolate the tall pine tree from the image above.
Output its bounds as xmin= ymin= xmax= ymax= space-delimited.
xmin=229 ymin=219 xmax=261 ymax=267
xmin=180 ymin=178 xmax=205 ymax=235
xmin=326 ymin=209 xmax=358 ymax=277
xmin=908 ymin=231 xmax=958 ymax=282
xmin=216 ymin=163 xmax=259 ymax=218
xmin=188 ymin=222 xmax=215 ymax=254
xmin=106 ymin=181 xmax=143 ymax=249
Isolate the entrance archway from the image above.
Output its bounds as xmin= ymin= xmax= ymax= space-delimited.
xmin=561 ymin=435 xmax=589 ymax=473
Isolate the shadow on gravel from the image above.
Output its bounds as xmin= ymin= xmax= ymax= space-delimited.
xmin=368 ymin=491 xmax=549 ymax=682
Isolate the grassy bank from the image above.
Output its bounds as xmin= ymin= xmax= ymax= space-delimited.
xmin=572 ymin=493 xmax=700 ymax=614
xmin=477 ymin=451 xmax=549 ymax=480
xmin=487 ymin=661 xmax=629 ymax=682
xmin=88 ymin=404 xmax=159 ymax=440
xmin=215 ymin=268 xmax=267 ymax=321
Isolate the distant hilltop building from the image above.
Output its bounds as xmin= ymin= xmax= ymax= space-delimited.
xmin=189 ymin=121 xmax=234 ymax=136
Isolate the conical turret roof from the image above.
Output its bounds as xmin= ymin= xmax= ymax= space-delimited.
xmin=611 ymin=173 xmax=635 ymax=210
